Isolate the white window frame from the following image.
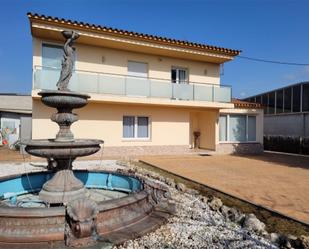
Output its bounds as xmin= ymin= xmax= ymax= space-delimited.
xmin=219 ymin=114 xmax=257 ymax=143
xmin=171 ymin=66 xmax=189 ymax=84
xmin=122 ymin=115 xmax=151 ymax=141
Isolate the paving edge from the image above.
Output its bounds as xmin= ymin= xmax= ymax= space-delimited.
xmin=138 ymin=159 xmax=309 ymax=237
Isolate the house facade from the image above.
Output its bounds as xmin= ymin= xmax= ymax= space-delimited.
xmin=28 ymin=13 xmax=263 ymax=156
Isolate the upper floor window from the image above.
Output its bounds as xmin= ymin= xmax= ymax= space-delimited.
xmin=171 ymin=67 xmax=188 ymax=84
xmin=42 ymin=44 xmax=63 ymax=69
xmin=127 ymin=61 xmax=148 ymax=78
xmin=42 ymin=43 xmax=76 ymax=69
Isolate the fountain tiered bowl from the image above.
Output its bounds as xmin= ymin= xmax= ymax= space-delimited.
xmin=23 ymin=90 xmax=104 ymax=204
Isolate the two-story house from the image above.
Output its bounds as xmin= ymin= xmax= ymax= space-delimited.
xmin=28 ymin=13 xmax=263 ymax=156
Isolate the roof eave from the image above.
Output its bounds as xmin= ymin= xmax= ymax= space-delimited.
xmin=27 ymin=12 xmax=241 ymax=58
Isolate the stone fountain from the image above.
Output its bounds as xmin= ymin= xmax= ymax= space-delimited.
xmin=0 ymin=30 xmax=173 ymax=248
xmin=25 ymin=31 xmax=102 ymax=205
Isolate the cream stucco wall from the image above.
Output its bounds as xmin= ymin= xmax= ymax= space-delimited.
xmin=32 ymin=100 xmax=194 ymax=147
xmin=189 ymin=110 xmax=218 ymax=150
xmin=33 ymin=38 xmax=221 ymax=85
xmin=31 ymin=37 xmax=230 ymax=151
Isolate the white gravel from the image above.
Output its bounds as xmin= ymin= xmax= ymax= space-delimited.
xmin=115 ymin=166 xmax=278 ymax=249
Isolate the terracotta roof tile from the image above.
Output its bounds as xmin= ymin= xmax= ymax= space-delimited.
xmin=27 ymin=12 xmax=241 ymax=56
xmin=232 ymin=98 xmax=263 ymax=109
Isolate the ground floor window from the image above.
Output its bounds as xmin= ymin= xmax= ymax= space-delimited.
xmin=123 ymin=116 xmax=150 ymax=139
xmin=219 ymin=114 xmax=256 ymax=142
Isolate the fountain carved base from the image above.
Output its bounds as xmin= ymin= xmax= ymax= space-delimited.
xmin=40 ymin=169 xmax=86 ymax=204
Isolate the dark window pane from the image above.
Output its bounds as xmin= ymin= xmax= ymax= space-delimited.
xmin=123 ymin=116 xmax=135 ymax=138
xmin=248 ymin=116 xmax=256 ymax=141
xmin=284 ymin=87 xmax=292 ymax=113
xmin=292 ymin=85 xmax=301 ymax=112
xmin=302 ymin=83 xmax=309 ymax=112
xmin=276 ymin=90 xmax=283 ymax=114
xmin=256 ymin=96 xmax=262 ymax=104
xmin=268 ymin=92 xmax=275 ymax=114
xmin=171 ymin=69 xmax=177 ymax=83
xmin=137 ymin=117 xmax=149 ymax=138
xmin=178 ymin=69 xmax=187 ymax=83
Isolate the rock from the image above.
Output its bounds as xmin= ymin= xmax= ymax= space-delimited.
xmin=276 ymin=234 xmax=290 ymax=248
xmin=274 ymin=234 xmax=303 ymax=249
xmin=287 ymin=234 xmax=302 ymax=249
xmin=236 ymin=213 xmax=246 ymax=225
xmin=200 ymin=196 xmax=208 ymax=203
xmin=208 ymin=197 xmax=223 ymax=212
xmin=220 ymin=205 xmax=241 ymax=222
xmin=270 ymin=233 xmax=280 ymax=245
xmin=300 ymin=235 xmax=309 ymax=249
xmin=220 ymin=205 xmax=231 ymax=219
xmin=158 ymin=176 xmax=166 ymax=183
xmin=175 ymin=183 xmax=186 ymax=192
xmin=165 ymin=178 xmax=175 ymax=188
xmin=242 ymin=213 xmax=266 ymax=235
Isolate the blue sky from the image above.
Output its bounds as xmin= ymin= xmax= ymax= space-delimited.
xmin=0 ymin=0 xmax=308 ymax=98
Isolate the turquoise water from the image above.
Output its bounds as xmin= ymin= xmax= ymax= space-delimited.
xmin=0 ymin=170 xmax=142 ymax=207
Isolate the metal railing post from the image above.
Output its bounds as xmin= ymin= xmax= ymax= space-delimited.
xmin=149 ymin=79 xmax=151 ymax=97
xmin=124 ymin=76 xmax=127 ymax=96
xmin=32 ymin=67 xmax=36 ymax=90
xmin=97 ymin=73 xmax=100 ymax=94
xmin=193 ymin=84 xmax=195 ymax=100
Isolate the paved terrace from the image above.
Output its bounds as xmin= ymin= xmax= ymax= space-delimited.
xmin=140 ymin=152 xmax=309 ymax=223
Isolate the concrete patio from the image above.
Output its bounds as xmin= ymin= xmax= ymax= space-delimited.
xmin=139 ymin=152 xmax=309 ymax=223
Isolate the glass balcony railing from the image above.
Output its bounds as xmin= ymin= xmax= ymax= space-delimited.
xmin=33 ymin=66 xmax=232 ymax=103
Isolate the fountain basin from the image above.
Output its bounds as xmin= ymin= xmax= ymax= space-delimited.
xmin=24 ymin=139 xmax=103 ymax=159
xmin=0 ymin=170 xmax=172 ymax=248
xmin=39 ymin=90 xmax=90 ymax=110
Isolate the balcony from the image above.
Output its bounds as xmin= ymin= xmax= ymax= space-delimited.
xmin=33 ymin=67 xmax=232 ymax=104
